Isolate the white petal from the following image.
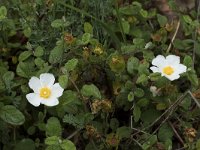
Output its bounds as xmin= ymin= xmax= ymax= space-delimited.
xmin=174 ymin=64 xmax=187 ymax=74
xmin=150 ymin=66 xmax=160 ymax=73
xmin=26 ymin=93 xmax=41 ymax=107
xmin=28 ymin=77 xmax=41 ymax=93
xmin=152 ymin=55 xmax=166 ymax=67
xmin=41 ymin=97 xmax=59 ymax=106
xmin=164 ymin=73 xmax=180 ymax=81
xmin=166 ymin=55 xmax=180 ymax=65
xmin=51 ymin=83 xmax=64 ymax=98
xmin=40 ymin=73 xmax=55 ymax=87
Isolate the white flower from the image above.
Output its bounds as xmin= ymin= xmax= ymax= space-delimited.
xmin=26 ymin=73 xmax=64 ymax=107
xmin=150 ymin=55 xmax=187 ymax=81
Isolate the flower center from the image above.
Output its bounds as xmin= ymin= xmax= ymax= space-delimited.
xmin=163 ymin=66 xmax=174 ymax=75
xmin=40 ymin=87 xmax=51 ymax=99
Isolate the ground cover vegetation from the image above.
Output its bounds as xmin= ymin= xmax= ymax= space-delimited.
xmin=1 ymin=0 xmax=200 ymax=149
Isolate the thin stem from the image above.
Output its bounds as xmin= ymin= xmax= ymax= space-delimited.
xmin=131 ymin=138 xmax=143 ymax=149
xmin=69 ymin=77 xmax=88 ymax=112
xmin=43 ymin=106 xmax=47 ymax=121
xmin=131 ymin=91 xmax=189 ymax=137
xmin=168 ymin=121 xmax=184 ymax=146
xmin=188 ymin=90 xmax=200 ymax=108
xmin=67 ymin=129 xmax=81 ymax=139
xmin=13 ymin=127 xmax=16 ymax=144
xmin=166 ymin=20 xmax=180 ymax=53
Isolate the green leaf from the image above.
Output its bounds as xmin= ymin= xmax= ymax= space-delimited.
xmin=0 ymin=105 xmax=25 ymax=125
xmin=142 ymin=135 xmax=157 ymax=150
xmin=187 ymin=69 xmax=198 ymax=87
xmin=14 ymin=139 xmax=35 ymax=150
xmin=18 ymin=51 xmax=32 ymax=62
xmin=122 ymin=20 xmax=130 ymax=34
xmin=81 ymin=33 xmax=91 ymax=44
xmin=196 ymin=139 xmax=200 ymax=149
xmin=128 ymin=91 xmax=134 ymax=102
xmin=27 ymin=126 xmax=36 ymax=135
xmin=84 ymin=22 xmax=93 ymax=34
xmin=133 ymin=38 xmax=145 ymax=49
xmin=34 ymin=46 xmax=44 ymax=57
xmin=156 ymin=103 xmax=167 ymax=110
xmin=180 ymin=96 xmax=191 ymax=110
xmin=16 ymin=61 xmax=35 ymax=78
xmin=110 ymin=118 xmax=119 ymax=131
xmin=45 ymin=136 xmax=60 ymax=145
xmin=0 ymin=78 xmax=6 ymax=91
xmin=137 ymin=98 xmax=149 ymax=107
xmin=63 ymin=113 xmax=94 ymax=129
xmin=59 ymin=75 xmax=68 ymax=89
xmin=51 ymin=19 xmax=70 ymax=28
xmin=140 ymin=9 xmax=148 ymax=18
xmin=2 ymin=71 xmax=14 ymax=89
xmin=157 ymin=14 xmax=168 ymax=27
xmin=121 ymin=45 xmax=136 ymax=54
xmin=127 ymin=57 xmax=139 ymax=74
xmin=183 ymin=55 xmax=193 ymax=67
xmin=61 ymin=139 xmax=76 ymax=150
xmin=183 ymin=15 xmax=192 ymax=24
xmin=134 ymin=88 xmax=144 ymax=98
xmin=136 ymin=74 xmax=148 ymax=84
xmin=64 ymin=58 xmax=78 ymax=72
xmin=23 ymin=27 xmax=32 ymax=37
xmin=59 ymin=90 xmax=79 ymax=106
xmin=46 ymin=145 xmax=61 ymax=150
xmin=116 ymin=126 xmax=132 ymax=139
xmin=119 ymin=4 xmax=141 ymax=15
xmin=34 ymin=58 xmax=45 ymax=68
xmin=149 ymin=72 xmax=161 ymax=81
xmin=49 ymin=45 xmax=63 ymax=64
xmin=141 ymin=108 xmax=161 ymax=126
xmin=158 ymin=123 xmax=173 ymax=142
xmin=173 ymin=39 xmax=193 ymax=50
xmin=81 ymin=84 xmax=101 ymax=99
xmin=46 ymin=117 xmax=62 ymax=137
xmin=0 ymin=6 xmax=7 ymax=20
xmin=133 ymin=105 xmax=141 ymax=122
xmin=138 ymin=63 xmax=149 ymax=75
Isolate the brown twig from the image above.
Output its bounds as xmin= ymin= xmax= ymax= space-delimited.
xmin=131 ymin=90 xmax=200 ymax=138
xmin=168 ymin=121 xmax=184 ymax=146
xmin=166 ymin=20 xmax=180 ymax=53
xmin=67 ymin=129 xmax=81 ymax=140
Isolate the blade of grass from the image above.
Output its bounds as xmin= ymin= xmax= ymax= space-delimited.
xmin=58 ymin=1 xmax=121 ymax=50
xmin=114 ymin=0 xmax=126 ymax=43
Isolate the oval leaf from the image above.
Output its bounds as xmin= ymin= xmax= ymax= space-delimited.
xmin=81 ymin=84 xmax=101 ymax=99
xmin=0 ymin=105 xmax=25 ymax=125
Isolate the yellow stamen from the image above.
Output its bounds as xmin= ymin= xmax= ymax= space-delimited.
xmin=40 ymin=87 xmax=51 ymax=99
xmin=163 ymin=66 xmax=174 ymax=75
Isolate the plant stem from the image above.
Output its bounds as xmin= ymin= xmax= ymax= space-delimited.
xmin=166 ymin=20 xmax=180 ymax=54
xmin=67 ymin=129 xmax=81 ymax=139
xmin=69 ymin=77 xmax=88 ymax=112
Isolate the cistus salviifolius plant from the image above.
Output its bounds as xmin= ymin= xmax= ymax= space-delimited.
xmin=1 ymin=0 xmax=200 ymax=150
